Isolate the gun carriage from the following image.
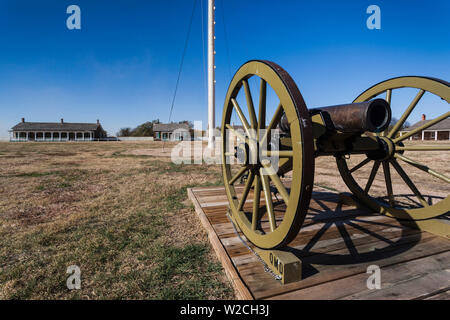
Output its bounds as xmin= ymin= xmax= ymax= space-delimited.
xmin=221 ymin=60 xmax=450 ymax=251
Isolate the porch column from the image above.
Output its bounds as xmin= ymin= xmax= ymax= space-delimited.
xmin=421 ymin=130 xmax=424 ymax=140
xmin=435 ymin=130 xmax=438 ymax=141
xmin=51 ymin=132 xmax=54 ymax=141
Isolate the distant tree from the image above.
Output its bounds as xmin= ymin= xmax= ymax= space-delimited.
xmin=178 ymin=120 xmax=194 ymax=129
xmin=117 ymin=128 xmax=132 ymax=137
xmin=131 ymin=121 xmax=153 ymax=136
xmin=118 ymin=119 xmax=193 ymax=137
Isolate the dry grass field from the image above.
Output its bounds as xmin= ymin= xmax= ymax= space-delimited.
xmin=0 ymin=140 xmax=448 ymax=299
xmin=0 ymin=141 xmax=231 ymax=299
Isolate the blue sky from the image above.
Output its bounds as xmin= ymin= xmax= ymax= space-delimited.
xmin=0 ymin=0 xmax=449 ymax=137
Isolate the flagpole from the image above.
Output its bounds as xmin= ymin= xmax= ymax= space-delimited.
xmin=207 ymin=0 xmax=215 ymax=149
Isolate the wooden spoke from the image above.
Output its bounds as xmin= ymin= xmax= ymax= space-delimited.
xmin=385 ymin=89 xmax=392 ymax=104
xmin=396 ymin=145 xmax=450 ymax=151
xmin=258 ymin=78 xmax=267 ymax=139
xmin=382 ymin=162 xmax=395 ymax=207
xmin=388 ymin=89 xmax=425 ymax=138
xmin=260 ymin=102 xmax=283 ymax=147
xmin=225 ymin=124 xmax=247 ymax=142
xmin=262 ymin=150 xmax=294 ymax=158
xmin=260 ymin=168 xmax=276 ymax=232
xmin=252 ymin=175 xmax=262 ymax=230
xmin=231 ymin=98 xmax=252 ymax=137
xmin=268 ymin=173 xmax=290 ymax=206
xmin=394 ymin=153 xmax=450 ymax=184
xmin=262 ymin=162 xmax=289 ymax=205
xmin=243 ymin=80 xmax=257 ymax=129
xmin=238 ymin=171 xmax=255 ymax=211
xmin=228 ymin=166 xmax=249 ymax=185
xmin=364 ymin=161 xmax=380 ymax=194
xmin=394 ymin=111 xmax=450 ymax=143
xmin=390 ymin=159 xmax=428 ymax=207
xmin=350 ymin=158 xmax=371 ymax=173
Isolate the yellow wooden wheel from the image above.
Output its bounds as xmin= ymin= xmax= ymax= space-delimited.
xmin=337 ymin=76 xmax=450 ymax=220
xmin=221 ymin=60 xmax=314 ymax=249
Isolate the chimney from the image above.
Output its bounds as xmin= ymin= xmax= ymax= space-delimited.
xmin=61 ymin=118 xmax=64 ymax=124
xmin=97 ymin=119 xmax=100 ymax=125
xmin=422 ymin=114 xmax=426 ymax=121
xmin=21 ymin=117 xmax=25 ymax=123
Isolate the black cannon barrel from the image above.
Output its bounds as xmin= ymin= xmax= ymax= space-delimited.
xmin=310 ymin=98 xmax=391 ymax=133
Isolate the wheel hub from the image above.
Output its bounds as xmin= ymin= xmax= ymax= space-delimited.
xmin=235 ymin=143 xmax=249 ymax=165
xmin=366 ymin=136 xmax=395 ymax=161
xmin=235 ymin=141 xmax=261 ymax=167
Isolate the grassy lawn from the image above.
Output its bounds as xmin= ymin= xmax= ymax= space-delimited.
xmin=0 ymin=141 xmax=232 ymax=299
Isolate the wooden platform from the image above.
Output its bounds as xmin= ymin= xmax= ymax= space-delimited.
xmin=187 ymin=186 xmax=450 ymax=300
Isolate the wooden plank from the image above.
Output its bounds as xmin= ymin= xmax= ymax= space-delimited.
xmin=252 ymin=233 xmax=449 ymax=299
xmin=423 ymin=290 xmax=450 ymax=300
xmin=339 ymin=192 xmax=450 ymax=239
xmin=228 ymin=213 xmax=416 ymax=260
xmin=344 ymin=270 xmax=450 ymax=300
xmin=187 ymin=188 xmax=254 ymax=300
xmin=188 ymin=185 xmax=450 ymax=300
xmin=270 ymin=251 xmax=450 ymax=300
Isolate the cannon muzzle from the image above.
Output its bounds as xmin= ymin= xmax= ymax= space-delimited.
xmin=310 ymin=98 xmax=391 ymax=133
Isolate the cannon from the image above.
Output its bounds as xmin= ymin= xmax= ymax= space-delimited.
xmin=221 ymin=60 xmax=450 ymax=250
